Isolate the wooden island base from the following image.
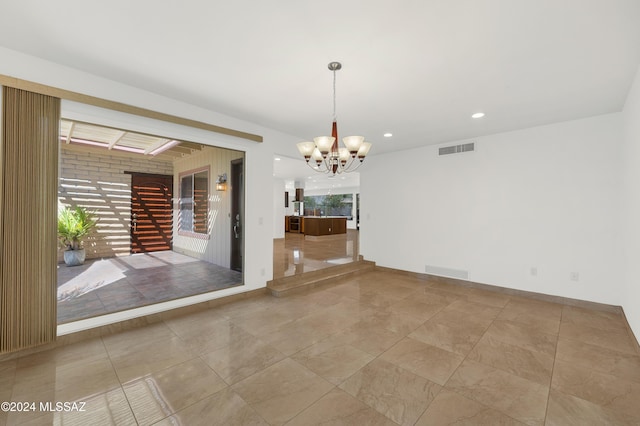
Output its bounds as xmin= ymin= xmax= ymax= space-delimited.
xmin=302 ymin=216 xmax=347 ymax=236
xmin=285 ymin=216 xmax=347 ymax=236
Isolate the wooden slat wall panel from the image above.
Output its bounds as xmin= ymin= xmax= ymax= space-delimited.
xmin=0 ymin=87 xmax=59 ymax=353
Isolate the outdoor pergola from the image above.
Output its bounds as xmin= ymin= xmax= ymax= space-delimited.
xmin=60 ymin=119 xmax=207 ymax=160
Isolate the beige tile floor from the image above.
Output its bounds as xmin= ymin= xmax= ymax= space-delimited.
xmin=2 ymin=269 xmax=640 ymax=425
xmin=273 ymin=229 xmax=360 ymax=278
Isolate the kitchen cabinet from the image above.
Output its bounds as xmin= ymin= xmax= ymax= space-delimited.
xmin=303 ymin=217 xmax=347 ymax=236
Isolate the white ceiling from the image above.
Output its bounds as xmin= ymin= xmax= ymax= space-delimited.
xmin=1 ymin=1 xmax=639 ymax=190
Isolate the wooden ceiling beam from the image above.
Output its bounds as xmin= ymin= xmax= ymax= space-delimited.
xmin=144 ymin=138 xmax=172 ymax=155
xmin=108 ymin=131 xmax=127 ymax=150
xmin=65 ymin=121 xmax=75 ymax=144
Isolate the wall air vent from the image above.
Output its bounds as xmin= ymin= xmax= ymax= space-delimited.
xmin=425 ymin=265 xmax=469 ymax=280
xmin=439 ymin=142 xmax=475 ymax=156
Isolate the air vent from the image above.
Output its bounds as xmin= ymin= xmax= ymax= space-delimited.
xmin=439 ymin=142 xmax=475 ymax=156
xmin=425 ymin=265 xmax=469 ymax=280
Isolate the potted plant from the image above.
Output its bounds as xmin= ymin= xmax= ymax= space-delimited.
xmin=57 ymin=206 xmax=97 ymax=266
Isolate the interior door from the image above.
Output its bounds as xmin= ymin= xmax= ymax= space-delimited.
xmin=230 ymin=158 xmax=244 ymax=272
xmin=130 ymin=173 xmax=173 ymax=254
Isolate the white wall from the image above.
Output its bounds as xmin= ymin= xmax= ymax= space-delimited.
xmin=273 ymin=179 xmax=286 ymax=239
xmin=622 ymin=65 xmax=640 ymax=341
xmin=361 ymin=114 xmax=624 ymax=305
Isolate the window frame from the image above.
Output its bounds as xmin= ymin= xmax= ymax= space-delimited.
xmin=178 ymin=166 xmax=210 ymax=238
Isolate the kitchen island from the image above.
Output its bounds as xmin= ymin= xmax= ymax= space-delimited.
xmin=302 ymin=216 xmax=347 ymax=236
xmin=285 ymin=216 xmax=348 ymax=236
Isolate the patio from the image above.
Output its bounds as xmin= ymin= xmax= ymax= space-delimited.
xmin=57 ymin=251 xmax=242 ymax=323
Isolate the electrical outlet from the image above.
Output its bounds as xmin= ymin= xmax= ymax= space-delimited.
xmin=570 ymin=272 xmax=579 ymax=282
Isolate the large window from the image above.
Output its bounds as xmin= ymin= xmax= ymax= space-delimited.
xmin=304 ymin=194 xmax=354 ymax=219
xmin=180 ymin=168 xmax=209 ymax=234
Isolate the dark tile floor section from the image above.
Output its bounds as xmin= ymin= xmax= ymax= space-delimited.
xmin=57 ymin=251 xmax=242 ymax=323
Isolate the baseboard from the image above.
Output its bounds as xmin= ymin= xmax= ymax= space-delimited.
xmin=375 ymin=266 xmax=623 ymax=314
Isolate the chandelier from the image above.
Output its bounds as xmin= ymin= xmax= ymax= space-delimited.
xmin=297 ymin=62 xmax=372 ymax=175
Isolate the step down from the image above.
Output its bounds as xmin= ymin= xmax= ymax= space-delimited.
xmin=267 ymin=260 xmax=376 ymax=297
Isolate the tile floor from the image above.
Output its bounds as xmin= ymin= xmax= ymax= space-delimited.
xmin=57 ymin=251 xmax=242 ymax=323
xmin=58 ymin=228 xmax=356 ymax=323
xmin=3 ymin=269 xmax=640 ymax=425
xmin=273 ymin=229 xmax=360 ymax=278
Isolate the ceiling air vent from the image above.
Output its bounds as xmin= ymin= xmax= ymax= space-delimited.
xmin=439 ymin=142 xmax=475 ymax=156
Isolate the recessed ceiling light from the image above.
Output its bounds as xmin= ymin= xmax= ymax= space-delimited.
xmin=471 ymin=112 xmax=485 ymax=119
xmin=384 ymin=133 xmax=393 ymax=137
xmin=274 ymin=157 xmax=281 ymax=161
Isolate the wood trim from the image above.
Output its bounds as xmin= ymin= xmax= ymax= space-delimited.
xmin=178 ymin=165 xmax=211 ymax=238
xmin=178 ymin=164 xmax=211 ymax=179
xmin=0 ymin=74 xmax=264 ymax=143
xmin=123 ymin=171 xmax=173 ymax=178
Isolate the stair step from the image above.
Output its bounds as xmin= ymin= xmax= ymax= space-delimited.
xmin=267 ymin=260 xmax=376 ymax=297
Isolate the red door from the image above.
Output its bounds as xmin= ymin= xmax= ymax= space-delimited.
xmin=130 ymin=173 xmax=173 ymax=254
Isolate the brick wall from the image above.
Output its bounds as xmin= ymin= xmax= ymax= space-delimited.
xmin=58 ymin=144 xmax=173 ymax=261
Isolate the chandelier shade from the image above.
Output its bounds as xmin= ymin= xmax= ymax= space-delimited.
xmin=342 ymin=135 xmax=365 ymax=154
xmin=296 ymin=141 xmax=316 ymax=158
xmin=296 ymin=62 xmax=371 ymax=175
xmin=357 ymin=142 xmax=372 ymax=159
xmin=313 ymin=136 xmax=335 ymax=156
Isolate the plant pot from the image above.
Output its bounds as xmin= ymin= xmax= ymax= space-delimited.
xmin=63 ymin=249 xmax=86 ymax=266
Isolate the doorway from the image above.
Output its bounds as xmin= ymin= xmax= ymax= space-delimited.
xmin=129 ymin=172 xmax=173 ymax=254
xmin=230 ymin=158 xmax=244 ymax=272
